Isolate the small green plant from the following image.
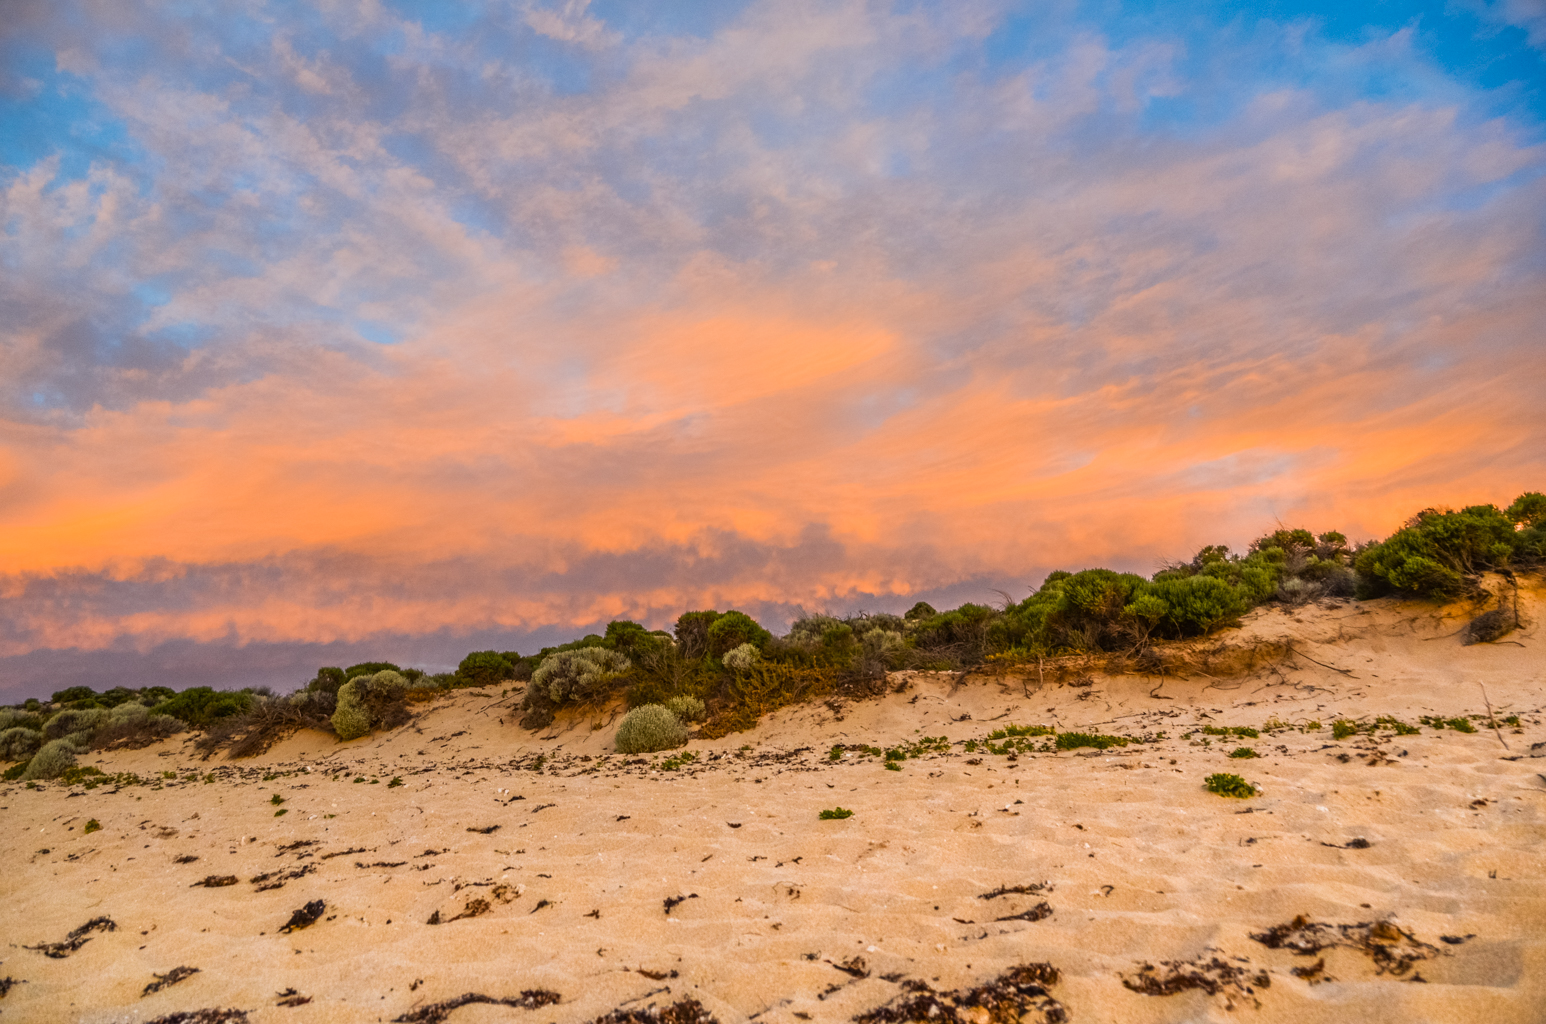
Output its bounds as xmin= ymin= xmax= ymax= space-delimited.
xmin=274 ymin=809 xmax=288 ymax=817
xmin=885 ymin=762 xmax=902 ymax=771
xmin=1056 ymin=732 xmax=1130 ymax=751
xmin=1420 ymin=715 xmax=1476 ymax=733
xmin=1332 ymin=720 xmax=1359 ymax=740
xmin=388 ymin=776 xmax=403 ymax=788
xmin=819 ymin=807 xmax=854 ymax=820
xmin=1205 ymin=773 xmax=1259 ymax=798
xmin=660 ymin=751 xmax=698 ymax=771
xmin=664 ymin=695 xmax=707 ymax=723
xmin=1304 ymin=720 xmax=1321 ymax=731
xmin=1372 ymin=716 xmax=1420 ymax=735
xmin=827 ymin=745 xmax=843 ymax=762
xmin=615 ymin=704 xmax=688 ymax=754
xmin=1229 ymin=747 xmax=1259 ymax=759
xmin=1503 ymin=715 xmax=1521 ymax=727
xmin=270 ymin=793 xmax=285 ymax=806
xmin=1201 ymin=725 xmax=1259 ymax=739
xmin=3 ymin=762 xmax=27 ymax=781
xmin=83 ymin=818 xmax=101 ymax=834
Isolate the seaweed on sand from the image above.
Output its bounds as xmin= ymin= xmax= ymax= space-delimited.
xmin=24 ymin=916 xmax=116 ymax=958
xmin=977 ymin=882 xmax=1053 ymax=900
xmin=593 ymin=999 xmax=720 ymax=1024
xmin=854 ymin=963 xmax=1066 ymax=1024
xmin=392 ymin=990 xmax=561 ymax=1024
xmin=278 ymin=900 xmax=326 ymax=934
xmin=1122 ymin=956 xmax=1269 ymax=999
xmin=191 ymin=875 xmax=238 ymax=888
xmin=993 ymin=901 xmax=1053 ymax=923
xmin=1250 ymin=916 xmax=1440 ymax=976
xmin=0 ymin=977 xmax=20 ymax=998
xmin=146 ymin=1011 xmax=248 ymax=1024
xmin=143 ymin=967 xmax=201 ymax=996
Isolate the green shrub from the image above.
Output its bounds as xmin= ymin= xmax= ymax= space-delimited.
xmin=1204 ymin=773 xmax=1258 ymax=798
xmin=332 ymin=682 xmax=372 ymax=741
xmin=1229 ymin=747 xmax=1259 ymax=759
xmin=306 ymin=667 xmax=347 ymax=694
xmin=456 ymin=651 xmax=514 ymax=688
xmin=1332 ymin=719 xmax=1359 ymax=740
xmin=707 ymin=611 xmax=772 ymax=657
xmin=43 ymin=708 xmax=109 ymax=741
xmin=345 ymin=661 xmax=402 ymax=680
xmin=22 ymin=739 xmax=78 ymax=780
xmin=664 ymin=695 xmax=706 ymax=723
xmin=526 ymin=648 xmax=632 ymax=720
xmin=722 ymin=643 xmax=761 ymax=672
xmin=0 ymin=726 xmax=44 ymax=761
xmin=151 ymin=687 xmax=254 ymax=728
xmin=1055 ymin=731 xmax=1129 ymax=751
xmin=615 ymin=704 xmax=688 ymax=754
xmin=330 ymin=670 xmax=412 ymax=741
xmin=51 ymin=686 xmax=99 ymax=705
xmin=819 ymin=807 xmax=854 ymax=820
xmin=904 ymin=602 xmax=937 ymax=621
xmin=673 ymin=611 xmax=722 ymax=660
xmin=83 ymin=818 xmax=101 ymax=834
xmin=1355 ymin=504 xmax=1522 ymax=598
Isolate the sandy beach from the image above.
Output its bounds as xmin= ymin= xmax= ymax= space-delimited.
xmin=4 ymin=589 xmax=1543 ymax=1024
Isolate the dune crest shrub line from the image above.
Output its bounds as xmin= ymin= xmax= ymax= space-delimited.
xmin=1 ymin=491 xmax=1538 ymax=762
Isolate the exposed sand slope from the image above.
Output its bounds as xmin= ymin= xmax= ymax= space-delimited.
xmin=3 ymin=584 xmax=1544 ymax=1024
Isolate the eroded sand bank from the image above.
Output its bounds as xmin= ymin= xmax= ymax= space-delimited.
xmin=3 ymin=590 xmax=1544 ymax=1024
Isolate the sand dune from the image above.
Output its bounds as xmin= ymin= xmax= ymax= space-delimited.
xmin=3 ymin=587 xmax=1544 ymax=1023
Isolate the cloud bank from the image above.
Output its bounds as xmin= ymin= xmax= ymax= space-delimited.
xmin=1 ymin=0 xmax=1543 ymax=696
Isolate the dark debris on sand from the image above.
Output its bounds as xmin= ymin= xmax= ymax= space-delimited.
xmin=146 ymin=1011 xmax=249 ymax=1024
xmin=192 ymin=875 xmax=238 ymax=888
xmin=278 ymin=900 xmax=326 ymax=934
xmin=24 ymin=916 xmax=116 ymax=958
xmin=275 ymin=988 xmax=312 ymax=1007
xmin=977 ymin=882 xmax=1053 ymax=900
xmin=250 ymin=864 xmax=317 ymax=891
xmin=1250 ymin=915 xmax=1440 ymax=976
xmin=993 ymin=901 xmax=1053 ymax=923
xmin=392 ymin=990 xmax=561 ymax=1024
xmin=593 ymin=998 xmax=719 ymax=1024
xmin=855 ymin=963 xmax=1066 ymax=1024
xmin=0 ymin=977 xmax=20 ymax=998
xmin=1122 ymin=956 xmax=1269 ymax=1002
xmin=143 ymin=966 xmax=201 ymax=996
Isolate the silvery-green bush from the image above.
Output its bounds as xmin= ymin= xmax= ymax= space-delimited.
xmin=21 ymin=738 xmax=78 ymax=780
xmin=664 ymin=695 xmax=706 ymax=723
xmin=0 ymin=726 xmax=43 ymax=761
xmin=722 ymin=643 xmax=760 ymax=672
xmin=43 ymin=707 xmax=109 ymax=741
xmin=531 ymin=648 xmax=632 ymax=706
xmin=615 ymin=704 xmax=688 ymax=754
xmin=332 ymin=680 xmax=372 ymax=740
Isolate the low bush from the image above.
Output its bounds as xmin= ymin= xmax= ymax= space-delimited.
xmin=707 ymin=611 xmax=772 ymax=658
xmin=22 ymin=738 xmax=78 ymax=780
xmin=722 ymin=643 xmax=760 ymax=672
xmin=331 ymin=670 xmax=412 ymax=741
xmin=0 ymin=726 xmax=44 ymax=761
xmin=456 ymin=651 xmax=515 ymax=688
xmin=43 ymin=708 xmax=110 ymax=741
xmin=664 ymin=695 xmax=706 ymax=723
xmin=1055 ymin=731 xmax=1129 ymax=751
xmin=90 ymin=712 xmax=184 ymax=751
xmin=615 ymin=704 xmax=687 ymax=754
xmin=151 ymin=687 xmax=254 ymax=728
xmin=521 ymin=648 xmax=633 ymax=729
xmin=819 ymin=807 xmax=854 ymax=820
xmin=1204 ymin=773 xmax=1259 ymax=798
xmin=1229 ymin=747 xmax=1259 ymax=759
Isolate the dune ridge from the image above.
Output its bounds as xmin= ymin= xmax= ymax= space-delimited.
xmin=2 ymin=586 xmax=1543 ymax=1023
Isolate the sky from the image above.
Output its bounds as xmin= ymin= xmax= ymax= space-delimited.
xmin=1 ymin=0 xmax=1543 ymax=699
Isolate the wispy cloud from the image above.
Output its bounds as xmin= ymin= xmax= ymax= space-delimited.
xmin=0 ymin=0 xmax=1542 ymax=696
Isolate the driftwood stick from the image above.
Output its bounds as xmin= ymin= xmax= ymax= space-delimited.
xmin=1480 ymin=683 xmax=1510 ymax=751
xmin=1287 ymin=642 xmax=1356 ymax=676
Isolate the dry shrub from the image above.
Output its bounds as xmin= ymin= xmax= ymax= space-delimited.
xmin=92 ymin=714 xmax=184 ymax=751
xmin=699 ymin=663 xmax=838 ymax=739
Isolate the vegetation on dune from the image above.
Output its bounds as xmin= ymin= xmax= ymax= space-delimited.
xmin=614 ymin=703 xmax=688 ymax=754
xmin=1 ymin=490 xmax=1538 ymax=762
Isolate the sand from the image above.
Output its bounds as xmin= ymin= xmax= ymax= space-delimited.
xmin=3 ymin=585 xmax=1544 ymax=1024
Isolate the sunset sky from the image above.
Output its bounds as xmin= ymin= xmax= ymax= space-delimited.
xmin=2 ymin=1 xmax=1543 ymax=697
